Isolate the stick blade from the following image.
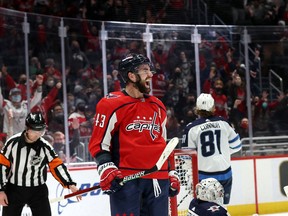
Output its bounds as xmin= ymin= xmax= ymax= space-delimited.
xmin=50 ymin=196 xmax=65 ymax=203
xmin=284 ymin=186 xmax=288 ymax=197
xmin=155 ymin=137 xmax=179 ymax=170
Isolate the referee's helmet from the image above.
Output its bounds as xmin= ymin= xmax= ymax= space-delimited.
xmin=118 ymin=53 xmax=153 ymax=83
xmin=25 ymin=112 xmax=46 ymax=131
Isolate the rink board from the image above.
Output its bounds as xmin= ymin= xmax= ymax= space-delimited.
xmin=228 ymin=156 xmax=288 ymax=215
xmin=0 ymin=155 xmax=287 ymax=216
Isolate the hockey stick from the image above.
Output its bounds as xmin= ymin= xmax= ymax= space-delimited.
xmin=284 ymin=186 xmax=288 ymax=197
xmin=177 ymin=189 xmax=192 ymax=207
xmin=50 ymin=137 xmax=179 ymax=203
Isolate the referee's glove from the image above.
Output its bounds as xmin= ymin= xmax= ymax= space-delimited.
xmin=169 ymin=170 xmax=180 ymax=197
xmin=97 ymin=162 xmax=123 ymax=194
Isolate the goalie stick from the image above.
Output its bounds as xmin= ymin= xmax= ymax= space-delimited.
xmin=50 ymin=137 xmax=179 ymax=203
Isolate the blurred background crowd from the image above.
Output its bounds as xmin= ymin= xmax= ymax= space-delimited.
xmin=0 ymin=0 xmax=287 ymax=162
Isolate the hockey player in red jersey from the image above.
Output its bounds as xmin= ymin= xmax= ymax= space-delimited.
xmin=88 ymin=53 xmax=180 ymax=216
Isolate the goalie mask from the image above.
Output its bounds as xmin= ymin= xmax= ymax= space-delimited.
xmin=118 ymin=53 xmax=154 ymax=83
xmin=196 ymin=178 xmax=224 ymax=205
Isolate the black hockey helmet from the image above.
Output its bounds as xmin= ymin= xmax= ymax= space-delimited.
xmin=118 ymin=53 xmax=153 ymax=82
xmin=25 ymin=112 xmax=46 ymax=131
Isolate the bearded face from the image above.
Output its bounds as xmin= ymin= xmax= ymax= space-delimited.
xmin=134 ymin=76 xmax=151 ymax=94
xmin=132 ymin=64 xmax=154 ymax=94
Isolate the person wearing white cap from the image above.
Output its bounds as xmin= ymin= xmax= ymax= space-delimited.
xmin=182 ymin=93 xmax=242 ymax=205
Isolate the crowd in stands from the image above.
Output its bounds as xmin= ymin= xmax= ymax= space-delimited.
xmin=0 ymin=2 xmax=288 ymax=162
xmin=0 ymin=0 xmax=190 ymax=24
xmin=206 ymin=0 xmax=288 ymax=26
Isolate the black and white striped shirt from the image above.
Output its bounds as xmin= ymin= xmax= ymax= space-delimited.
xmin=0 ymin=131 xmax=75 ymax=190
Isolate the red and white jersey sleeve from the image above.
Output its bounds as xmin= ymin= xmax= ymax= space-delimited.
xmin=88 ymin=91 xmax=168 ymax=179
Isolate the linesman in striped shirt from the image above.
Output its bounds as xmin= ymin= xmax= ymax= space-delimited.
xmin=0 ymin=112 xmax=81 ymax=216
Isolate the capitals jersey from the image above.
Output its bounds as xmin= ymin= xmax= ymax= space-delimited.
xmin=188 ymin=199 xmax=230 ymax=216
xmin=88 ymin=91 xmax=168 ymax=179
xmin=183 ymin=116 xmax=241 ymax=180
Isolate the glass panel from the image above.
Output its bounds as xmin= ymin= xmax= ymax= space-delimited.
xmin=63 ymin=17 xmax=103 ymax=162
xmin=0 ymin=7 xmax=287 ymax=159
xmin=0 ymin=8 xmax=25 ymax=97
xmin=149 ymin=24 xmax=196 ymax=139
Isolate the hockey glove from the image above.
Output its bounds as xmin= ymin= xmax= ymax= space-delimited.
xmin=169 ymin=170 xmax=180 ymax=197
xmin=97 ymin=162 xmax=123 ymax=194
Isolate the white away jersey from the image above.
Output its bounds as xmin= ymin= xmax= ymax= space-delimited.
xmin=183 ymin=116 xmax=242 ymax=175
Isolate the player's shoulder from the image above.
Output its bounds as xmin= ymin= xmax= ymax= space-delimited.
xmin=185 ymin=117 xmax=209 ymax=130
xmin=147 ymin=94 xmax=166 ymax=109
xmin=5 ymin=132 xmax=22 ymax=145
xmin=98 ymin=91 xmax=128 ymax=106
xmin=185 ymin=116 xmax=231 ymax=131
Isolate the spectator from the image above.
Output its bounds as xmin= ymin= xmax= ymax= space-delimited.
xmin=253 ymin=90 xmax=271 ymax=132
xmin=202 ymin=63 xmax=218 ymax=93
xmin=29 ymin=56 xmax=41 ymax=78
xmin=31 ymin=81 xmax=62 ymax=123
xmin=68 ymin=102 xmax=88 ymax=137
xmin=162 ymin=82 xmax=180 ymax=107
xmin=176 ymin=93 xmax=197 ymax=133
xmin=47 ymin=103 xmax=64 ymax=133
xmin=178 ymin=51 xmax=195 ymax=91
xmin=166 ymin=106 xmax=181 ymax=139
xmin=269 ymin=90 xmax=288 ymax=134
xmin=52 ymin=118 xmax=81 ymax=163
xmin=152 ymin=41 xmax=169 ymax=70
xmin=249 ymin=44 xmax=261 ymax=96
xmin=152 ymin=62 xmax=167 ymax=99
xmin=238 ymin=117 xmax=249 ymax=138
xmin=170 ymin=66 xmax=189 ymax=96
xmin=107 ymin=70 xmax=121 ymax=93
xmin=0 ymin=65 xmax=41 ymax=100
xmin=211 ymin=78 xmax=229 ymax=119
xmin=0 ymin=75 xmax=43 ymax=135
xmin=42 ymin=58 xmax=61 ymax=82
xmin=201 ymin=62 xmax=217 ymax=90
xmin=228 ymin=74 xmax=247 ymax=132
xmin=52 ymin=131 xmax=66 ymax=160
xmin=67 ymin=40 xmax=90 ymax=83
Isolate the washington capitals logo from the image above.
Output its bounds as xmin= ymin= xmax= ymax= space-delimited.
xmin=126 ymin=112 xmax=160 ymax=140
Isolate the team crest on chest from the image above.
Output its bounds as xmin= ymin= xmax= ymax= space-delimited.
xmin=126 ymin=111 xmax=160 ymax=140
xmin=207 ymin=205 xmax=220 ymax=212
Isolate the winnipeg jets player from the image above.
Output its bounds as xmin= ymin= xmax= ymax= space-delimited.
xmin=183 ymin=93 xmax=242 ymax=204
